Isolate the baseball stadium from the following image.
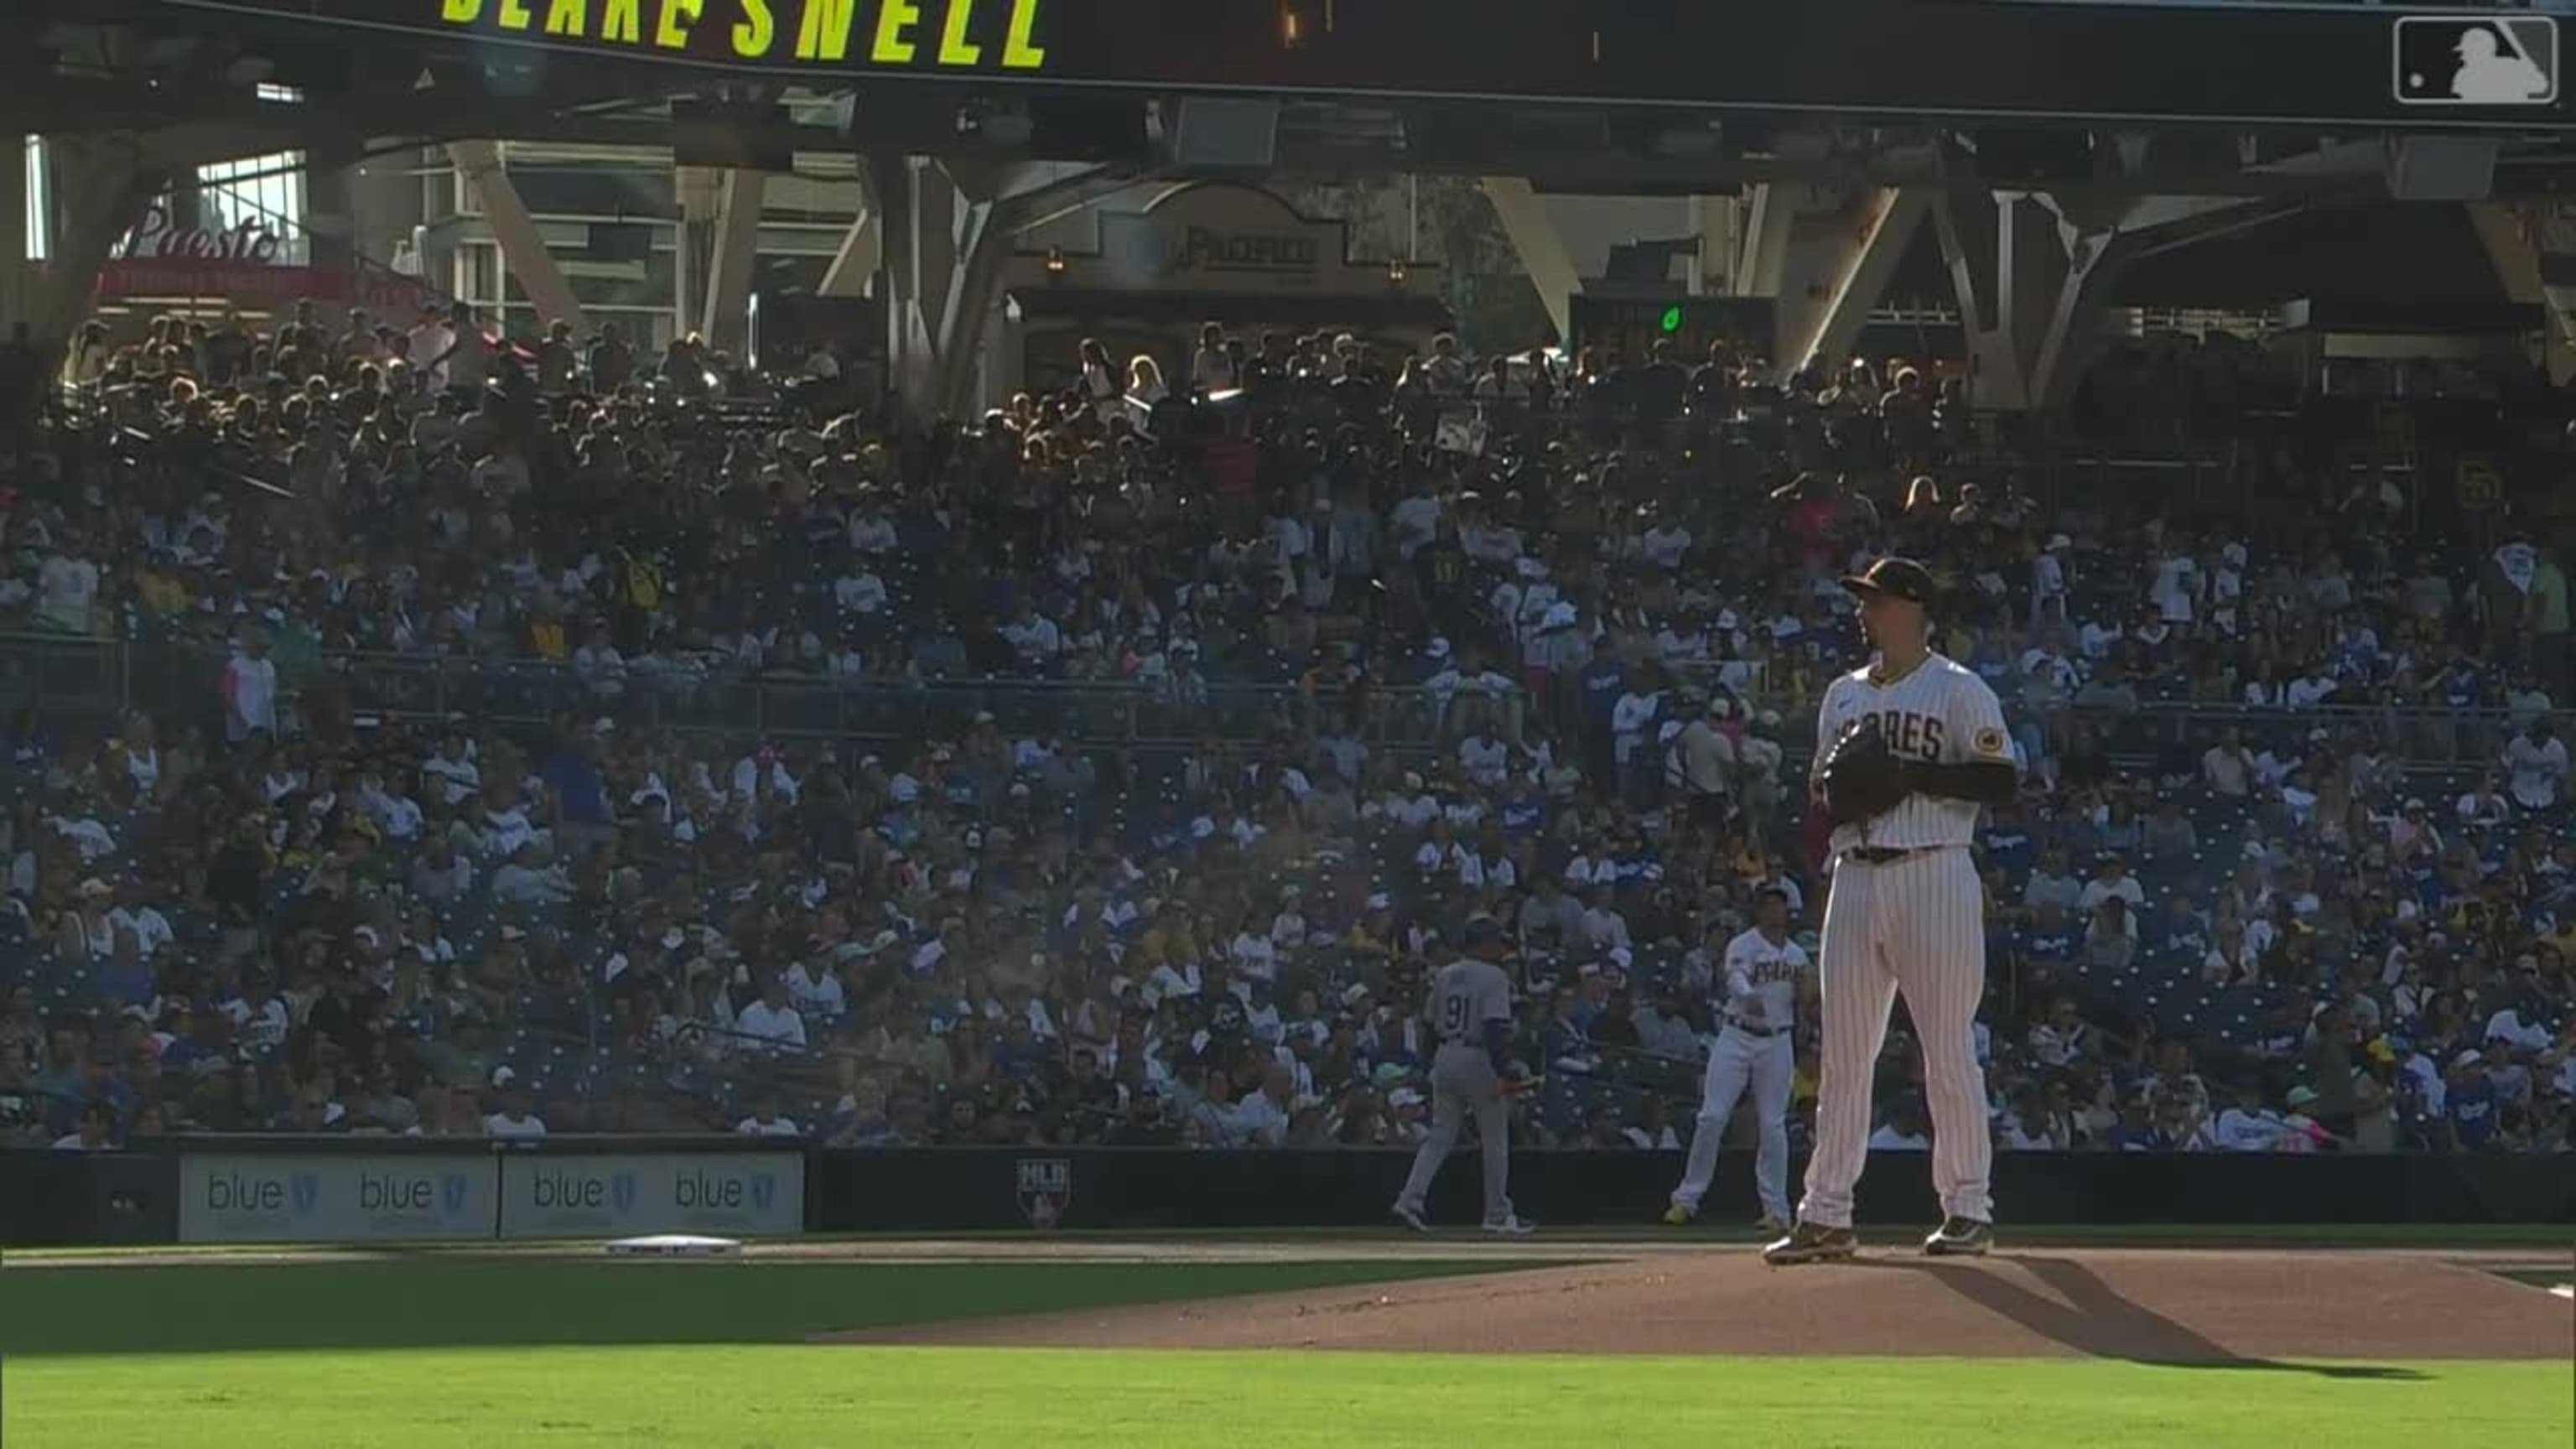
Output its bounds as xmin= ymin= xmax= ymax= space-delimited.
xmin=3 ymin=1 xmax=2575 ymax=1445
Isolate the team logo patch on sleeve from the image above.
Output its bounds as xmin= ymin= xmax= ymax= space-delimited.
xmin=1973 ymin=726 xmax=2008 ymax=756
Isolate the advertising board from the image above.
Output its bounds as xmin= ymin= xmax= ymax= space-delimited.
xmin=179 ymin=1154 xmax=499 ymax=1244
xmin=496 ymin=1152 xmax=804 ymax=1239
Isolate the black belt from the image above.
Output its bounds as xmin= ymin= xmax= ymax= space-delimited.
xmin=1844 ymin=845 xmax=1932 ymax=865
xmin=1724 ymin=1019 xmax=1788 ymax=1039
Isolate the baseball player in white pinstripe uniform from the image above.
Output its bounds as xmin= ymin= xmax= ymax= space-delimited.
xmin=1767 ymin=558 xmax=2018 ymax=1265
xmin=1663 ymin=887 xmax=1810 ymax=1231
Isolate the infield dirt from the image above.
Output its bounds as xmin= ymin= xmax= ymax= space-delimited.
xmin=828 ymin=1248 xmax=2576 ymax=1361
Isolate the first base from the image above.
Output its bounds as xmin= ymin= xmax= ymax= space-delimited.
xmin=605 ymin=1234 xmax=743 ymax=1257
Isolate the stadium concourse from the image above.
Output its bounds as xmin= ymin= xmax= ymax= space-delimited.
xmin=0 ymin=308 xmax=2571 ymax=1180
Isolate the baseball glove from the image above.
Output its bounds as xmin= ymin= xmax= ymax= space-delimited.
xmin=1815 ymin=716 xmax=1911 ymax=828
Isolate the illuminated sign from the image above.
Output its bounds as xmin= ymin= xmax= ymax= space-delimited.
xmin=1571 ymin=296 xmax=1776 ymax=364
xmin=431 ymin=0 xmax=1048 ymax=72
xmin=119 ymin=204 xmax=287 ymax=265
xmin=1124 ymin=226 xmax=1319 ymax=283
xmin=153 ymin=0 xmax=2576 ymax=129
xmin=1058 ymin=184 xmax=1377 ymax=294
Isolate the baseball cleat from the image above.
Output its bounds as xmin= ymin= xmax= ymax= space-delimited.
xmin=1923 ymin=1216 xmax=1993 ymax=1257
xmin=1661 ymin=1202 xmax=1696 ymax=1226
xmin=1483 ymin=1215 xmax=1538 ymax=1236
xmin=1391 ymin=1202 xmax=1430 ymax=1233
xmin=1762 ymin=1222 xmax=1859 ymax=1265
xmin=1753 ymin=1214 xmax=1790 ymax=1237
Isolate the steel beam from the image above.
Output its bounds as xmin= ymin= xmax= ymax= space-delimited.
xmin=818 ymin=209 xmax=881 ymax=298
xmin=1937 ymin=191 xmax=2096 ymax=412
xmin=1936 ymin=188 xmax=2303 ymax=410
xmin=34 ymin=136 xmax=164 ymax=346
xmin=1730 ymin=184 xmax=1797 ymax=299
xmin=674 ymin=164 xmax=719 ymax=343
xmin=1480 ymin=176 xmax=1581 ymax=344
xmin=2468 ymin=201 xmax=2576 ymax=385
xmin=701 ymin=169 xmax=765 ymax=355
xmin=872 ymin=156 xmax=1130 ymax=414
xmin=0 ymin=132 xmax=29 ymax=349
xmin=446 ymin=139 xmax=584 ymax=335
xmin=1776 ymin=188 xmax=1927 ymax=371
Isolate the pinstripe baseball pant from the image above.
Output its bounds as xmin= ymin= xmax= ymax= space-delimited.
xmin=1796 ymin=845 xmax=1993 ymax=1229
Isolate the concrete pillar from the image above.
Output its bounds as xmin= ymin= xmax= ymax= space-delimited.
xmin=818 ymin=209 xmax=880 ymax=297
xmin=2468 ymin=201 xmax=2576 ymax=385
xmin=673 ymin=168 xmax=770 ymax=356
xmin=817 ymin=130 xmax=881 ymax=299
xmin=2021 ymin=211 xmax=2118 ymax=413
xmin=674 ymin=164 xmax=718 ymax=342
xmin=1935 ymin=190 xmax=2277 ymax=412
xmin=1731 ymin=184 xmax=1800 ymax=301
xmin=0 ymin=135 xmax=29 ymax=349
xmin=1773 ymin=189 xmax=1928 ymax=375
xmin=878 ymin=154 xmax=1052 ymax=417
xmin=446 ymin=140 xmax=584 ymax=335
xmin=1479 ymin=176 xmax=1581 ymax=345
xmin=1935 ymin=191 xmax=2103 ymax=411
xmin=0 ymin=132 xmax=157 ymax=412
xmin=868 ymin=153 xmax=929 ymax=416
xmin=302 ymin=152 xmax=357 ymax=274
xmin=702 ymin=170 xmax=765 ymax=356
xmin=33 ymin=135 xmax=163 ymax=354
xmin=867 ymin=158 xmax=1128 ymax=416
xmin=1685 ymin=193 xmax=1737 ymax=296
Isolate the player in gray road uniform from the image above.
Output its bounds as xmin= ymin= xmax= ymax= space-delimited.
xmin=1393 ymin=917 xmax=1536 ymax=1234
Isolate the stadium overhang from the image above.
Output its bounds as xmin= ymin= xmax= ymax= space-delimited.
xmin=6 ymin=0 xmax=2573 ymax=408
xmin=113 ymin=0 xmax=2576 ymax=133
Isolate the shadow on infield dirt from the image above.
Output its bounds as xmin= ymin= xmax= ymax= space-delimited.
xmin=1852 ymin=1254 xmax=2427 ymax=1380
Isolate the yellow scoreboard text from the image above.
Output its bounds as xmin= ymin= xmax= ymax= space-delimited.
xmin=436 ymin=0 xmax=1049 ymax=71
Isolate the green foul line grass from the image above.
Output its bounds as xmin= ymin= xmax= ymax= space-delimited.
xmin=4 ymin=1349 xmax=2567 ymax=1449
xmin=8 ymin=1219 xmax=2572 ymax=1258
xmin=0 ymin=1258 xmax=1525 ymax=1357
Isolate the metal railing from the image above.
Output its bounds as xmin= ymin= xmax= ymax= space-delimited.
xmin=0 ymin=631 xmax=1516 ymax=750
xmin=0 ymin=630 xmax=2555 ymax=765
xmin=1997 ymin=694 xmax=2563 ymax=770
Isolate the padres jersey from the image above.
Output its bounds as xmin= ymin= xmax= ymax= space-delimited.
xmin=1721 ymin=927 xmax=1808 ymax=1027
xmin=1816 ymin=652 xmax=2012 ymax=854
xmin=1431 ymin=958 xmax=1515 ymax=1044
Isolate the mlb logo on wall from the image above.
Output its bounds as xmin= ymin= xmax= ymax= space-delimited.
xmin=610 ymin=1174 xmax=638 ymax=1213
xmin=440 ymin=1173 xmax=470 ymax=1216
xmin=290 ymin=1173 xmax=320 ymax=1215
xmin=2394 ymin=16 xmax=2559 ymax=106
xmin=1015 ymin=1159 xmax=1073 ymax=1230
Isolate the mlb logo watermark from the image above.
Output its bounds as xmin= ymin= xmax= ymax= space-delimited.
xmin=2395 ymin=16 xmax=2559 ymax=106
xmin=1015 ymin=1158 xmax=1073 ymax=1230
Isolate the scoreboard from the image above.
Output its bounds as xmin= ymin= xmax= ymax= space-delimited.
xmin=157 ymin=0 xmax=2570 ymax=131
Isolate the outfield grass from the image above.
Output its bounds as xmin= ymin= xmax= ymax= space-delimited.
xmin=0 ymin=1259 xmax=1512 ymax=1356
xmin=5 ymin=1252 xmax=2566 ymax=1448
xmin=7 ymin=1348 xmax=2566 ymax=1449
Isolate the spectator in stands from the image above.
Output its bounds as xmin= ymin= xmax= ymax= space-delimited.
xmin=483 ymin=1078 xmax=546 ymax=1138
xmin=3 ymin=301 xmax=2569 ymax=1167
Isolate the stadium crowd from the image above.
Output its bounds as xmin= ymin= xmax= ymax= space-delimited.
xmin=0 ymin=298 xmax=2571 ymax=1174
